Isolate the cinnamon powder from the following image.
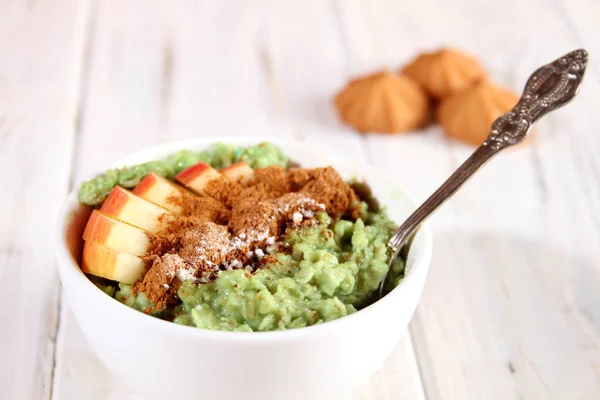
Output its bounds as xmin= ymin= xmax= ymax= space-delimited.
xmin=179 ymin=222 xmax=231 ymax=265
xmin=254 ymin=166 xmax=294 ymax=192
xmin=167 ymin=193 xmax=230 ymax=224
xmin=298 ymin=167 xmax=356 ymax=215
xmin=133 ymin=164 xmax=360 ymax=308
xmin=132 ymin=254 xmax=185 ymax=312
xmin=203 ymin=178 xmax=243 ymax=208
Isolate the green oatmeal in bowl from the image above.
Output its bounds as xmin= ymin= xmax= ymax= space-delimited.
xmin=78 ymin=142 xmax=405 ymax=332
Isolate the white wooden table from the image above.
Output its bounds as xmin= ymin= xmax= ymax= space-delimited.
xmin=2 ymin=1 xmax=600 ymax=399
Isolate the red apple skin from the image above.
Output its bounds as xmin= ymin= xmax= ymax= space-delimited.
xmin=81 ymin=240 xmax=147 ymax=284
xmin=175 ymin=162 xmax=213 ymax=185
xmin=220 ymin=162 xmax=254 ymax=185
xmin=100 ymin=185 xmax=130 ymax=216
xmin=100 ymin=186 xmax=178 ymax=233
xmin=83 ymin=210 xmax=112 ymax=244
xmin=175 ymin=162 xmax=224 ymax=196
xmin=132 ymin=172 xmax=161 ymax=197
xmin=83 ymin=210 xmax=151 ymax=256
xmin=133 ymin=172 xmax=195 ymax=214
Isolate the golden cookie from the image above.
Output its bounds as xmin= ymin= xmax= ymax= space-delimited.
xmin=437 ymin=80 xmax=521 ymax=146
xmin=402 ymin=48 xmax=486 ymax=98
xmin=334 ymin=71 xmax=430 ymax=133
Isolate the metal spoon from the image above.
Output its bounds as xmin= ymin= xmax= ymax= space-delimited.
xmin=379 ymin=48 xmax=589 ymax=298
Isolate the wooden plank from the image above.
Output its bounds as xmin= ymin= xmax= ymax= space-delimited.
xmin=344 ymin=0 xmax=600 ymax=399
xmin=69 ymin=0 xmax=279 ymax=185
xmin=0 ymin=0 xmax=89 ymax=399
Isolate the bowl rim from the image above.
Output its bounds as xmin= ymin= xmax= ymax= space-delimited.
xmin=55 ymin=136 xmax=433 ymax=342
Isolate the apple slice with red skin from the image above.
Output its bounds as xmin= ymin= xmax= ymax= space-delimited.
xmin=82 ymin=241 xmax=147 ymax=284
xmin=175 ymin=162 xmax=223 ymax=195
xmin=83 ymin=210 xmax=152 ymax=256
xmin=220 ymin=162 xmax=254 ymax=185
xmin=133 ymin=172 xmax=196 ymax=215
xmin=176 ymin=162 xmax=243 ymax=207
xmin=100 ymin=186 xmax=178 ymax=233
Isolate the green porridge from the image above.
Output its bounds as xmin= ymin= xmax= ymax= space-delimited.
xmin=78 ymin=142 xmax=289 ymax=206
xmin=81 ymin=142 xmax=405 ymax=332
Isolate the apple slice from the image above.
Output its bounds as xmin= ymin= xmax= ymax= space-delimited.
xmin=220 ymin=162 xmax=254 ymax=185
xmin=133 ymin=172 xmax=195 ymax=214
xmin=100 ymin=186 xmax=178 ymax=233
xmin=175 ymin=162 xmax=222 ymax=195
xmin=82 ymin=241 xmax=147 ymax=284
xmin=176 ymin=162 xmax=243 ymax=207
xmin=83 ymin=210 xmax=152 ymax=256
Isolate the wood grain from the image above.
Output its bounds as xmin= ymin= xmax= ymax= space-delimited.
xmin=1 ymin=0 xmax=598 ymax=399
xmin=346 ymin=0 xmax=600 ymax=399
xmin=0 ymin=1 xmax=90 ymax=399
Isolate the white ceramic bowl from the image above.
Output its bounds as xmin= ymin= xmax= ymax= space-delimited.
xmin=55 ymin=137 xmax=432 ymax=400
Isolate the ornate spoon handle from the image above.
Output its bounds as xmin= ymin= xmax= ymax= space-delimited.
xmin=380 ymin=49 xmax=589 ymax=297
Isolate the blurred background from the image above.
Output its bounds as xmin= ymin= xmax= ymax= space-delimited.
xmin=1 ymin=1 xmax=599 ymax=399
